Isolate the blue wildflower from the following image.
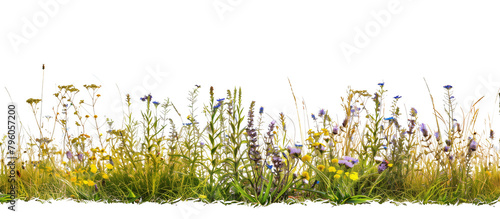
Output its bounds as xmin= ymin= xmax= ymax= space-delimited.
xmin=311 ymin=113 xmax=316 ymax=120
xmin=217 ymin=98 xmax=225 ymax=102
xmin=384 ymin=117 xmax=394 ymax=121
xmin=378 ymin=82 xmax=385 ymax=86
xmin=152 ymin=101 xmax=160 ymax=106
xmin=213 ymin=102 xmax=221 ymax=109
xmin=259 ymin=107 xmax=264 ymax=114
xmin=266 ymin=163 xmax=273 ymax=170
xmin=394 ymin=95 xmax=402 ymax=99
xmin=443 ymin=85 xmax=453 ymax=90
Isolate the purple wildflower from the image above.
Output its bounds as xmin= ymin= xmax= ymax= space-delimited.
xmin=378 ymin=160 xmax=388 ymax=173
xmin=420 ymin=123 xmax=429 ymax=138
xmin=318 ymin=109 xmax=325 ymax=117
xmin=66 ymin=151 xmax=73 ymax=160
xmin=469 ymin=139 xmax=477 ymax=151
xmin=410 ymin=108 xmax=417 ymax=117
xmin=288 ymin=146 xmax=302 ymax=158
xmin=332 ymin=125 xmax=339 ymax=135
xmin=444 ymin=146 xmax=450 ymax=152
xmin=77 ymin=153 xmax=84 ymax=162
xmin=434 ymin=132 xmax=441 ymax=141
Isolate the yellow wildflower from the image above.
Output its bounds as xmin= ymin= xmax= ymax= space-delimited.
xmin=199 ymin=195 xmax=207 ymax=199
xmin=90 ymin=165 xmax=97 ymax=173
xmin=106 ymin=163 xmax=114 ymax=170
xmin=334 ymin=174 xmax=341 ymax=179
xmin=350 ymin=173 xmax=359 ymax=181
xmin=83 ymin=180 xmax=88 ymax=185
xmin=388 ymin=163 xmax=393 ymax=168
xmin=328 ymin=166 xmax=336 ymax=172
xmin=46 ymin=166 xmax=52 ymax=172
xmin=301 ymin=155 xmax=312 ymax=162
xmin=88 ymin=180 xmax=95 ymax=187
xmin=71 ymin=177 xmax=77 ymax=182
xmin=321 ymin=128 xmax=329 ymax=135
xmin=336 ymin=170 xmax=344 ymax=175
xmin=486 ymin=171 xmax=491 ymax=177
xmin=102 ymin=173 xmax=109 ymax=179
xmin=301 ymin=172 xmax=310 ymax=181
xmin=331 ymin=158 xmax=339 ymax=164
xmin=317 ymin=165 xmax=325 ymax=171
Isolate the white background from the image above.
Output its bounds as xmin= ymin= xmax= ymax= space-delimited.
xmin=1 ymin=0 xmax=500 ymax=217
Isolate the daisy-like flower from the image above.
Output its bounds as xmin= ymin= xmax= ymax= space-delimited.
xmin=90 ymin=165 xmax=97 ymax=174
xmin=349 ymin=172 xmax=359 ymax=181
xmin=301 ymin=154 xmax=312 ymax=162
xmin=106 ymin=163 xmax=114 ymax=170
xmin=334 ymin=174 xmax=341 ymax=179
xmin=102 ymin=173 xmax=109 ymax=180
xmin=317 ymin=165 xmax=325 ymax=171
xmin=301 ymin=172 xmax=310 ymax=181
xmin=331 ymin=158 xmax=339 ymax=164
xmin=328 ymin=166 xmax=336 ymax=172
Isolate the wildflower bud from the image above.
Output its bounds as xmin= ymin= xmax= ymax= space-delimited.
xmin=469 ymin=139 xmax=477 ymax=151
xmin=445 ymin=139 xmax=451 ymax=146
xmin=332 ymin=125 xmax=339 ymax=135
xmin=293 ymin=173 xmax=298 ymax=179
xmin=420 ymin=123 xmax=429 ymax=138
xmin=444 ymin=146 xmax=450 ymax=152
xmin=342 ymin=118 xmax=348 ymax=128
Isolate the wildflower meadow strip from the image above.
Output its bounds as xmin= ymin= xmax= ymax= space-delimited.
xmin=1 ymin=81 xmax=500 ymax=207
